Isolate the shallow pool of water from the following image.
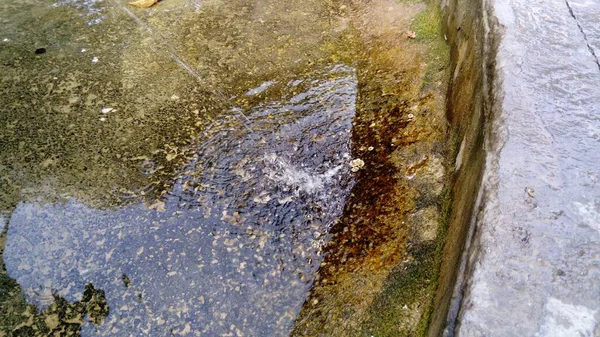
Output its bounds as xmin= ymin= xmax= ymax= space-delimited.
xmin=0 ymin=0 xmax=448 ymax=335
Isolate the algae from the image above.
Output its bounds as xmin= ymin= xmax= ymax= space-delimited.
xmin=0 ymin=227 xmax=109 ymax=336
xmin=0 ymin=0 xmax=451 ymax=334
xmin=291 ymin=0 xmax=451 ymax=335
xmin=411 ymin=2 xmax=450 ymax=90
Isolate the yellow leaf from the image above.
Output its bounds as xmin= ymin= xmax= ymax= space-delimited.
xmin=129 ymin=0 xmax=158 ymax=8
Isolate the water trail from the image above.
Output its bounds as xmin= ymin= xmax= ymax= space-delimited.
xmin=263 ymin=153 xmax=345 ymax=197
xmin=110 ymin=0 xmax=255 ymax=132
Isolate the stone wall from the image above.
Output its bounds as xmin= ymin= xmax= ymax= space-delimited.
xmin=427 ymin=0 xmax=499 ymax=334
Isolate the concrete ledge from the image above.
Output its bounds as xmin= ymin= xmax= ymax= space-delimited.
xmin=439 ymin=0 xmax=600 ymax=335
xmin=428 ymin=0 xmax=493 ymax=333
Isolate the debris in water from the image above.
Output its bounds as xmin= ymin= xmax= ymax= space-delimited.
xmin=129 ymin=0 xmax=158 ymax=8
xmin=525 ymin=187 xmax=535 ymax=198
xmin=148 ymin=200 xmax=166 ymax=212
xmin=350 ymin=158 xmax=365 ymax=172
xmin=245 ymin=81 xmax=278 ymax=96
xmin=253 ymin=191 xmax=272 ymax=204
xmin=122 ymin=274 xmax=131 ymax=288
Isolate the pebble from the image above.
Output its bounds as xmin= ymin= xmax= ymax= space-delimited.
xmin=525 ymin=187 xmax=535 ymax=198
xmin=350 ymin=158 xmax=365 ymax=172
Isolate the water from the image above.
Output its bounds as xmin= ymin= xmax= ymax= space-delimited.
xmin=4 ymin=66 xmax=356 ymax=336
xmin=0 ymin=0 xmax=448 ymax=335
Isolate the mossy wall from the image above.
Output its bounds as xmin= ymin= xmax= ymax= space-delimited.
xmin=427 ymin=0 xmax=497 ymax=334
xmin=291 ymin=0 xmax=454 ymax=335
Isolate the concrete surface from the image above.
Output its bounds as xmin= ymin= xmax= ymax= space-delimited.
xmin=0 ymin=0 xmax=449 ymax=336
xmin=454 ymin=0 xmax=600 ymax=335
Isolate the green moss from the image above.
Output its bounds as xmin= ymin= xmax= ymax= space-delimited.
xmin=357 ymin=37 xmax=455 ymax=335
xmin=0 ymin=226 xmax=109 ymax=336
xmin=394 ymin=0 xmax=428 ymax=6
xmin=411 ymin=2 xmax=450 ymax=90
xmin=355 ymin=3 xmax=452 ymax=336
xmin=0 ymin=268 xmax=109 ymax=335
xmin=362 ymin=242 xmax=438 ymax=337
xmin=360 ymin=180 xmax=455 ymax=337
xmin=412 ymin=5 xmax=440 ymax=41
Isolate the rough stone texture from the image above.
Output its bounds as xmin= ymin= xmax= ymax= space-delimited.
xmin=454 ymin=0 xmax=600 ymax=335
xmin=427 ymin=0 xmax=490 ymax=334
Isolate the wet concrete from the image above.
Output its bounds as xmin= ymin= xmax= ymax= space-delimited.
xmin=0 ymin=0 xmax=450 ymax=336
xmin=443 ymin=0 xmax=600 ymax=334
xmin=2 ymin=67 xmax=357 ymax=335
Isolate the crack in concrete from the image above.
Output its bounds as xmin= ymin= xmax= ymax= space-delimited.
xmin=565 ymin=0 xmax=600 ymax=71
xmin=109 ymin=0 xmax=255 ymax=133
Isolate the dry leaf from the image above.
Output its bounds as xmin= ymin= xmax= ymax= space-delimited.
xmin=129 ymin=0 xmax=158 ymax=8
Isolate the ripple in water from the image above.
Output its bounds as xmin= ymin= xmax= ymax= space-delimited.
xmin=4 ymin=65 xmax=357 ymax=336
